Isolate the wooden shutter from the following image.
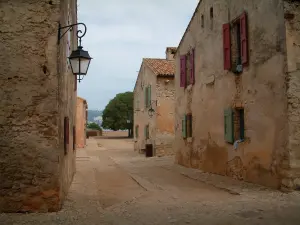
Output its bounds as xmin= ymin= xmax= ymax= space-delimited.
xmin=223 ymin=23 xmax=231 ymax=70
xmin=224 ymin=108 xmax=234 ymax=143
xmin=240 ymin=12 xmax=248 ymax=65
xmin=144 ymin=86 xmax=148 ymax=108
xmin=182 ymin=115 xmax=187 ymax=138
xmin=73 ymin=126 xmax=76 ymax=150
xmin=64 ymin=117 xmax=69 ymax=154
xmin=180 ymin=55 xmax=187 ymax=87
xmin=148 ymin=85 xmax=151 ymax=107
xmin=190 ymin=49 xmax=195 ymax=85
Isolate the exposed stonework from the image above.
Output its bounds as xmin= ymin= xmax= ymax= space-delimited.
xmin=284 ymin=0 xmax=300 ymax=190
xmin=134 ymin=49 xmax=175 ymax=157
xmin=76 ymin=97 xmax=88 ymax=148
xmin=174 ymin=0 xmax=295 ymax=189
xmin=0 ymin=0 xmax=78 ymax=212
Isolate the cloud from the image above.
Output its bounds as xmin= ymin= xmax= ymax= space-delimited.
xmin=77 ymin=0 xmax=198 ymax=110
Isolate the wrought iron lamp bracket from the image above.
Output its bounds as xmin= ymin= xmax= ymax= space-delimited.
xmin=58 ymin=22 xmax=87 ymax=45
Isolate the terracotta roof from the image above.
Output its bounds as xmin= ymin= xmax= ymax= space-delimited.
xmin=143 ymin=58 xmax=175 ymax=76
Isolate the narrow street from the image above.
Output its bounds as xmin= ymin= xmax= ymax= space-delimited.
xmin=1 ymin=135 xmax=300 ymax=225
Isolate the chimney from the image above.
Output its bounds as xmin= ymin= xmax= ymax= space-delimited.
xmin=165 ymin=47 xmax=177 ymax=60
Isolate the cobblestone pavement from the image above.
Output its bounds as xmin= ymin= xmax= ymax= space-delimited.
xmin=1 ymin=137 xmax=300 ymax=225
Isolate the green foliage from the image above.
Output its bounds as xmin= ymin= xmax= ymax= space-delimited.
xmin=102 ymin=91 xmax=133 ymax=131
xmin=87 ymin=122 xmax=102 ymax=131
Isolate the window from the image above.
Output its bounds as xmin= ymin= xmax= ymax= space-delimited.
xmin=210 ymin=7 xmax=213 ymax=30
xmin=182 ymin=114 xmax=192 ymax=139
xmin=145 ymin=124 xmax=149 ymax=139
xmin=180 ymin=49 xmax=195 ymax=88
xmin=73 ymin=126 xmax=76 ymax=151
xmin=64 ymin=117 xmax=69 ymax=154
xmin=135 ymin=125 xmax=139 ymax=138
xmin=234 ymin=108 xmax=245 ymax=141
xmin=223 ymin=12 xmax=248 ymax=72
xmin=144 ymin=85 xmax=151 ymax=108
xmin=201 ymin=14 xmax=204 ymax=28
xmin=224 ymin=108 xmax=245 ymax=144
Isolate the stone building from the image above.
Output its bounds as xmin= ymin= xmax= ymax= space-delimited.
xmin=0 ymin=0 xmax=78 ymax=212
xmin=134 ymin=48 xmax=176 ymax=157
xmin=174 ymin=0 xmax=300 ymax=190
xmin=76 ymin=97 xmax=88 ymax=148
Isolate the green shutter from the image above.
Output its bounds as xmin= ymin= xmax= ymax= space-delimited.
xmin=144 ymin=126 xmax=147 ymax=139
xmin=147 ymin=125 xmax=149 ymax=139
xmin=182 ymin=115 xmax=187 ymax=138
xmin=148 ymin=85 xmax=151 ymax=107
xmin=144 ymin=87 xmax=148 ymax=108
xmin=135 ymin=126 xmax=139 ymax=138
xmin=224 ymin=108 xmax=234 ymax=143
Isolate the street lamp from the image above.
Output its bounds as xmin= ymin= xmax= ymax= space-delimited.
xmin=58 ymin=23 xmax=92 ymax=82
xmin=148 ymin=100 xmax=157 ymax=118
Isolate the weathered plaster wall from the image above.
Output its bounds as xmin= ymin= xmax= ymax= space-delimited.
xmin=0 ymin=0 xmax=77 ymax=212
xmin=155 ymin=77 xmax=175 ymax=156
xmin=175 ymin=0 xmax=288 ymax=189
xmin=76 ymin=97 xmax=87 ymax=148
xmin=283 ymin=0 xmax=300 ymax=189
xmin=134 ymin=63 xmax=157 ymax=154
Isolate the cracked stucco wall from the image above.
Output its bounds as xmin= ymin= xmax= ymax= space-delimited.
xmin=175 ymin=0 xmax=289 ymax=189
xmin=0 ymin=0 xmax=77 ymax=212
xmin=134 ymin=63 xmax=157 ymax=154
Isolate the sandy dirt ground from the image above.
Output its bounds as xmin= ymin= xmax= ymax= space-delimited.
xmin=1 ymin=133 xmax=300 ymax=225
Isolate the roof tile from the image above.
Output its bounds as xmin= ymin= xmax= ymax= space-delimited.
xmin=143 ymin=58 xmax=175 ymax=76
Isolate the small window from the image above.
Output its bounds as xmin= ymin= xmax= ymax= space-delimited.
xmin=231 ymin=19 xmax=242 ymax=72
xmin=135 ymin=125 xmax=139 ymax=138
xmin=73 ymin=126 xmax=76 ymax=151
xmin=234 ymin=108 xmax=245 ymax=141
xmin=182 ymin=114 xmax=192 ymax=139
xmin=144 ymin=85 xmax=151 ymax=108
xmin=145 ymin=125 xmax=149 ymax=139
xmin=224 ymin=108 xmax=245 ymax=144
xmin=223 ymin=12 xmax=248 ymax=72
xmin=210 ymin=7 xmax=213 ymax=30
xmin=201 ymin=14 xmax=204 ymax=28
xmin=186 ymin=114 xmax=193 ymax=138
xmin=64 ymin=117 xmax=69 ymax=154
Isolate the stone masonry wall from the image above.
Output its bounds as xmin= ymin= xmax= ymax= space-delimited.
xmin=175 ymin=0 xmax=288 ymax=189
xmin=0 ymin=0 xmax=77 ymax=212
xmin=155 ymin=77 xmax=175 ymax=157
xmin=283 ymin=0 xmax=300 ymax=190
xmin=76 ymin=97 xmax=87 ymax=148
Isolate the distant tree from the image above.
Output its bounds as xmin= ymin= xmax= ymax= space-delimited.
xmin=102 ymin=91 xmax=133 ymax=137
xmin=87 ymin=122 xmax=102 ymax=131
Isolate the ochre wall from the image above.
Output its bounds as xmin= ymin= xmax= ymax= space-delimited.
xmin=175 ymin=0 xmax=288 ymax=189
xmin=134 ymin=63 xmax=157 ymax=153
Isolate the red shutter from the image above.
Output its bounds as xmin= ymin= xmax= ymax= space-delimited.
xmin=190 ymin=49 xmax=195 ymax=84
xmin=73 ymin=126 xmax=76 ymax=150
xmin=180 ymin=55 xmax=186 ymax=87
xmin=64 ymin=117 xmax=69 ymax=154
xmin=223 ymin=23 xmax=231 ymax=70
xmin=240 ymin=12 xmax=248 ymax=65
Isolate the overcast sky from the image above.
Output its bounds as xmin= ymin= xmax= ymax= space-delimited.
xmin=77 ymin=0 xmax=198 ymax=110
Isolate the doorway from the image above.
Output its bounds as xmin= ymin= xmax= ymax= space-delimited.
xmin=145 ymin=144 xmax=153 ymax=157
